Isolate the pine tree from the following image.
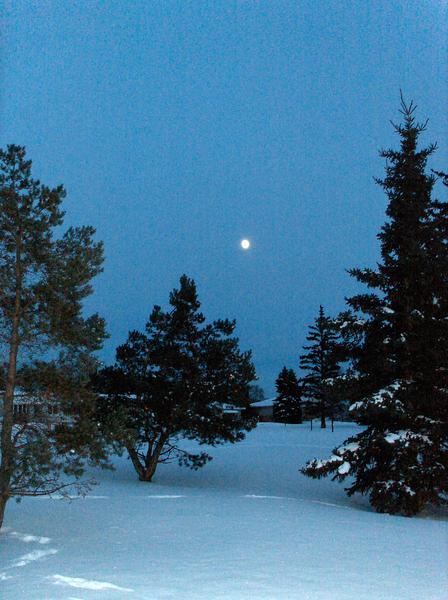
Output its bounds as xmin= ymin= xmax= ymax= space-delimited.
xmin=302 ymin=98 xmax=448 ymax=516
xmin=273 ymin=367 xmax=302 ymax=424
xmin=96 ymin=275 xmax=257 ymax=482
xmin=0 ymin=145 xmax=109 ymax=527
xmin=299 ymin=306 xmax=343 ymax=430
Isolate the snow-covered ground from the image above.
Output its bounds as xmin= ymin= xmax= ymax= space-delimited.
xmin=1 ymin=423 xmax=447 ymax=599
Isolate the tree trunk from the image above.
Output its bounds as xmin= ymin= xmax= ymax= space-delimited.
xmin=320 ymin=413 xmax=326 ymax=429
xmin=0 ymin=321 xmax=20 ymax=529
xmin=127 ymin=447 xmax=146 ymax=480
xmin=0 ymin=238 xmax=22 ymax=529
xmin=0 ymin=493 xmax=7 ymax=529
xmin=127 ymin=433 xmax=168 ymax=482
xmin=141 ymin=453 xmax=159 ymax=482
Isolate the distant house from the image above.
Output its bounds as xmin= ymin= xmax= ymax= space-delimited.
xmin=221 ymin=403 xmax=244 ymax=415
xmin=249 ymin=397 xmax=275 ymax=422
xmin=0 ymin=391 xmax=64 ymax=425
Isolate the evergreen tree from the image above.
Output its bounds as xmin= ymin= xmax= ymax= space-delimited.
xmin=299 ymin=306 xmax=344 ymax=430
xmin=96 ymin=275 xmax=257 ymax=482
xmin=0 ymin=145 xmax=109 ymax=527
xmin=273 ymin=367 xmax=302 ymax=424
xmin=302 ymin=99 xmax=448 ymax=516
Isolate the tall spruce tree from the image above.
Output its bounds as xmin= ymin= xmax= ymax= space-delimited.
xmin=96 ymin=275 xmax=257 ymax=482
xmin=299 ymin=306 xmax=344 ymax=430
xmin=302 ymin=99 xmax=448 ymax=516
xmin=0 ymin=145 xmax=109 ymax=527
xmin=273 ymin=367 xmax=302 ymax=424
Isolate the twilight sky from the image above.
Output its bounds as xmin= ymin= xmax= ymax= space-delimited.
xmin=1 ymin=1 xmax=446 ymax=394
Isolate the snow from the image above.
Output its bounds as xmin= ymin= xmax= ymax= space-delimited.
xmin=339 ymin=318 xmax=365 ymax=329
xmin=1 ymin=423 xmax=447 ymax=599
xmin=341 ymin=442 xmax=359 ymax=453
xmin=250 ymin=397 xmax=275 ymax=408
xmin=349 ymin=401 xmax=364 ymax=411
xmin=384 ymin=431 xmax=404 ymax=444
xmin=49 ymin=574 xmax=133 ymax=592
xmin=337 ymin=461 xmax=351 ymax=475
xmin=8 ymin=531 xmax=50 ymax=544
xmin=380 ymin=481 xmax=416 ymax=497
xmin=11 ymin=548 xmax=59 ymax=568
xmin=350 ymin=381 xmax=405 ymax=412
xmin=384 ymin=430 xmax=432 ymax=446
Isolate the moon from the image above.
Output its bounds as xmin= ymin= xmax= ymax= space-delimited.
xmin=240 ymin=239 xmax=250 ymax=250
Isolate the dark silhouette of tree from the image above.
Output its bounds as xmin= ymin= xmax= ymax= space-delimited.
xmin=302 ymin=98 xmax=448 ymax=516
xmin=97 ymin=276 xmax=257 ymax=482
xmin=0 ymin=145 xmax=108 ymax=527
xmin=273 ymin=367 xmax=302 ymax=424
xmin=299 ymin=306 xmax=344 ymax=430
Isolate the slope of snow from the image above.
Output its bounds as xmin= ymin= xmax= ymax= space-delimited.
xmin=1 ymin=423 xmax=447 ymax=599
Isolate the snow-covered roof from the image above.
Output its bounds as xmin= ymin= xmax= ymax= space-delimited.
xmin=250 ymin=397 xmax=275 ymax=408
xmin=222 ymin=403 xmax=243 ymax=414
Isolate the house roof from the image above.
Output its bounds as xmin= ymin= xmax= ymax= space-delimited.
xmin=250 ymin=397 xmax=275 ymax=408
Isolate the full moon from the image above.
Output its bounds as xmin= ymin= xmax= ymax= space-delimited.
xmin=240 ymin=239 xmax=250 ymax=250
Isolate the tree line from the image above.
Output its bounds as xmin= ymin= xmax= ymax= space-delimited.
xmin=0 ymin=97 xmax=447 ymax=524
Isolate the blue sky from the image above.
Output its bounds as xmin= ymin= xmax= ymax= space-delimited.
xmin=1 ymin=1 xmax=446 ymax=393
